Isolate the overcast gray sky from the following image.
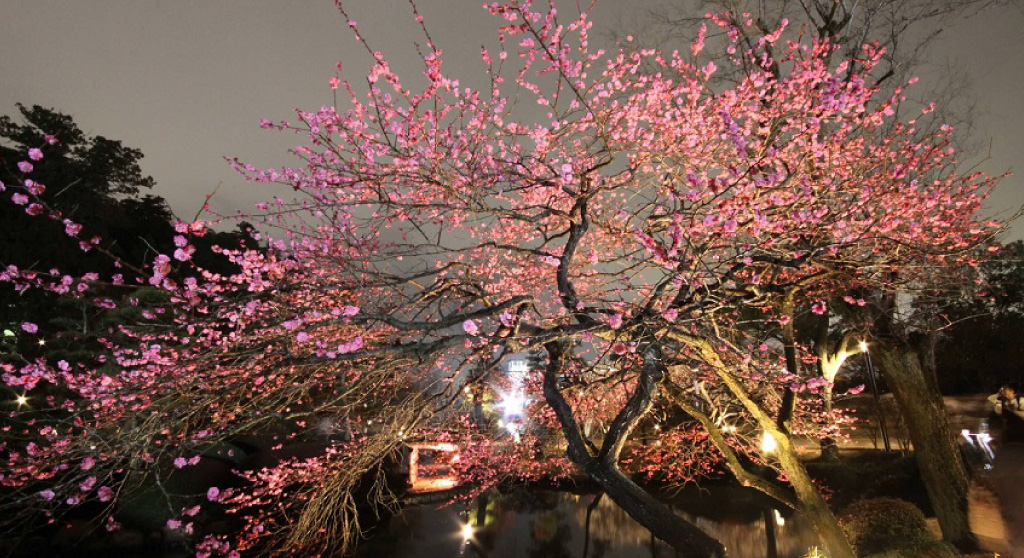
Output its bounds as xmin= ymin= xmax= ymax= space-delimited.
xmin=2 ymin=1 xmax=1023 ymax=237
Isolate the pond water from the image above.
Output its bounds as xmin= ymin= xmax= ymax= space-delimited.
xmin=356 ymin=486 xmax=821 ymax=558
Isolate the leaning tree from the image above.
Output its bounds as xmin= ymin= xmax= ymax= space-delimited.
xmin=1 ymin=2 xmax=1000 ymax=558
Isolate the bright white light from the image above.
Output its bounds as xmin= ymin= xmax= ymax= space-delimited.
xmin=774 ymin=509 xmax=785 ymax=526
xmin=15 ymin=394 xmax=28 ymax=407
xmin=761 ymin=430 xmax=778 ymax=453
xmin=497 ymin=392 xmax=527 ymax=417
xmin=461 ymin=523 xmax=473 ymax=541
xmin=505 ymin=422 xmax=522 ymax=442
xmin=37 ymin=339 xmax=46 ymax=346
xmin=859 ymin=341 xmax=868 ymax=352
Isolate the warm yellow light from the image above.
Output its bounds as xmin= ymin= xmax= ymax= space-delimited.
xmin=761 ymin=430 xmax=777 ymax=453
xmin=15 ymin=394 xmax=28 ymax=407
xmin=859 ymin=340 xmax=868 ymax=352
xmin=461 ymin=523 xmax=474 ymax=541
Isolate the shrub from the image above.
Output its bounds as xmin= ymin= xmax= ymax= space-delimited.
xmin=839 ymin=497 xmax=936 ymax=557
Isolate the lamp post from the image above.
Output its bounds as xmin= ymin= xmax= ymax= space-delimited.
xmin=860 ymin=341 xmax=891 ymax=452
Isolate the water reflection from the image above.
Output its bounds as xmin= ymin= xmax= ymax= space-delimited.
xmin=355 ymin=487 xmax=820 ymax=558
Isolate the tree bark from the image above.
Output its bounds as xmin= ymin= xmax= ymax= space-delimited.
xmin=542 ymin=341 xmax=725 ymax=558
xmin=819 ymin=390 xmax=841 ymax=462
xmin=872 ymin=345 xmax=977 ymax=552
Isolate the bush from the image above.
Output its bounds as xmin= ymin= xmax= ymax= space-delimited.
xmin=839 ymin=497 xmax=936 ymax=557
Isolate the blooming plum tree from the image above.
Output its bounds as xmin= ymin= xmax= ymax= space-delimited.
xmin=0 ymin=2 xmax=1001 ymax=557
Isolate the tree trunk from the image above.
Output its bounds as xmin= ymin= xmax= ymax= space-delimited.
xmin=588 ymin=463 xmax=724 ymax=558
xmin=872 ymin=346 xmax=977 ymax=552
xmin=542 ymin=341 xmax=725 ymax=558
xmin=819 ymin=390 xmax=841 ymax=462
xmin=773 ymin=435 xmax=857 ymax=558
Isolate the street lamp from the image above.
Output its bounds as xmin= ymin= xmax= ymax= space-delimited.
xmin=860 ymin=341 xmax=891 ymax=452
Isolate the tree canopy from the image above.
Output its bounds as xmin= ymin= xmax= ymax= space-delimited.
xmin=0 ymin=3 xmax=1002 ymax=558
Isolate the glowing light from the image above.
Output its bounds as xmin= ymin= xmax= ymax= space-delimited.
xmin=774 ymin=509 xmax=785 ymax=526
xmin=859 ymin=340 xmax=868 ymax=352
xmin=761 ymin=430 xmax=777 ymax=453
xmin=460 ymin=523 xmax=473 ymax=541
xmin=37 ymin=339 xmax=46 ymax=346
xmin=15 ymin=394 xmax=28 ymax=407
xmin=498 ymin=392 xmax=526 ymax=416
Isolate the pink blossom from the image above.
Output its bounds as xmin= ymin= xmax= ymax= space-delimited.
xmin=173 ymin=247 xmax=193 ymax=262
xmin=166 ymin=519 xmax=182 ymax=530
xmin=21 ymin=322 xmax=37 ymax=334
xmin=337 ymin=336 xmax=364 ymax=354
xmin=296 ymin=332 xmax=309 ymax=343
xmin=17 ymin=161 xmax=33 ymax=173
xmin=811 ymin=300 xmax=827 ymax=315
xmin=612 ymin=342 xmax=628 ymax=355
xmin=26 ymin=203 xmax=43 ymax=216
xmin=11 ymin=193 xmax=28 ymax=205
xmin=848 ymin=384 xmax=866 ymax=395
xmin=97 ymin=486 xmax=114 ymax=502
xmin=25 ymin=180 xmax=45 ymax=195
xmin=661 ymin=308 xmax=678 ymax=322
xmin=462 ymin=319 xmax=479 ymax=335
xmin=39 ymin=489 xmax=55 ymax=500
xmin=207 ymin=487 xmax=221 ymax=501
xmin=81 ymin=457 xmax=96 ymax=470
xmin=173 ymin=457 xmax=188 ymax=468
xmin=608 ymin=313 xmax=623 ymax=329
xmin=28 ymin=148 xmax=43 ymax=161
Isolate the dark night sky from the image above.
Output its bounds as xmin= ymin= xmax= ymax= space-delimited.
xmin=2 ymin=1 xmax=1023 ymax=237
